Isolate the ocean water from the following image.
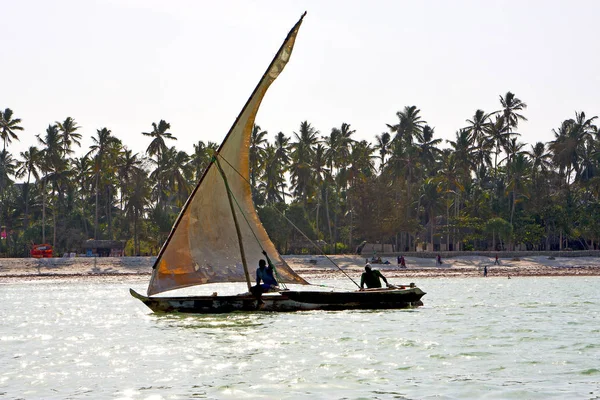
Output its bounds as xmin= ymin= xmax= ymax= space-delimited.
xmin=1 ymin=276 xmax=599 ymax=399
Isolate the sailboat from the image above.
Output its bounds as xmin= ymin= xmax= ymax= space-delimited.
xmin=130 ymin=12 xmax=425 ymax=313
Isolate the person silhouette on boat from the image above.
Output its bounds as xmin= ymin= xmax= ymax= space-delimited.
xmin=360 ymin=264 xmax=389 ymax=290
xmin=250 ymin=250 xmax=279 ymax=302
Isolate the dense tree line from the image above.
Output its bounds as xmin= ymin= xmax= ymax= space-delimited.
xmin=1 ymin=91 xmax=599 ymax=257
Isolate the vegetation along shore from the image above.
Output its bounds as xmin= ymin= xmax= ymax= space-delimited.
xmin=1 ymin=91 xmax=599 ymax=258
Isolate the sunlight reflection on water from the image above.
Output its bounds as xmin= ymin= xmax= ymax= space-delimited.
xmin=0 ymin=277 xmax=599 ymax=399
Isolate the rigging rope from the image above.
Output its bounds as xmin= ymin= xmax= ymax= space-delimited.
xmin=212 ymin=155 xmax=288 ymax=289
xmin=216 ymin=153 xmax=361 ymax=289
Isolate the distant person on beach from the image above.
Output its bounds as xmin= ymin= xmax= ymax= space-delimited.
xmin=436 ymin=254 xmax=442 ymax=265
xmin=400 ymin=255 xmax=406 ymax=267
xmin=360 ymin=264 xmax=389 ymax=289
xmin=494 ymin=254 xmax=500 ymax=265
xmin=483 ymin=266 xmax=488 ymax=277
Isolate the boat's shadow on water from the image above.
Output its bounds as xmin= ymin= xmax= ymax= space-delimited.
xmin=149 ymin=312 xmax=277 ymax=330
xmin=148 ymin=307 xmax=422 ymax=330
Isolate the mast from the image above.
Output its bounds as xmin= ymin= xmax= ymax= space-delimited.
xmin=146 ymin=12 xmax=309 ymax=296
xmin=216 ymin=157 xmax=252 ymax=290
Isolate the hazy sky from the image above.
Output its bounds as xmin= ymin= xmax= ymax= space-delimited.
xmin=4 ymin=0 xmax=600 ymax=163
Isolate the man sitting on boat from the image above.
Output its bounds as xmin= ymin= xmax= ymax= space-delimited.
xmin=360 ymin=264 xmax=390 ymax=290
xmin=250 ymin=251 xmax=279 ymax=301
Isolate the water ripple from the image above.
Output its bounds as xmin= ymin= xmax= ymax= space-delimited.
xmin=1 ymin=278 xmax=599 ymax=399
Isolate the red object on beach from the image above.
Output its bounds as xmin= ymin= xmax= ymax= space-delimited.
xmin=31 ymin=244 xmax=53 ymax=258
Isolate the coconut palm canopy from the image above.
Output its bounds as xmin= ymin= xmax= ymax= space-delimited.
xmin=0 ymin=14 xmax=597 ymax=262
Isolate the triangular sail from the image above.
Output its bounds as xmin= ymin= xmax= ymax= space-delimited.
xmin=148 ymin=13 xmax=309 ymax=296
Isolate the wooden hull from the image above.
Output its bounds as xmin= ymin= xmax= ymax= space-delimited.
xmin=130 ymin=287 xmax=426 ymax=313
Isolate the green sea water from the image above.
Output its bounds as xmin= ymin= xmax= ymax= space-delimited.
xmin=1 ymin=276 xmax=599 ymax=399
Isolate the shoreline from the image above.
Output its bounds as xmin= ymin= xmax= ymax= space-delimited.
xmin=1 ymin=254 xmax=600 ymax=283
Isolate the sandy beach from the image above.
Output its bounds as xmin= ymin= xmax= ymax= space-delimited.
xmin=1 ymin=254 xmax=600 ymax=283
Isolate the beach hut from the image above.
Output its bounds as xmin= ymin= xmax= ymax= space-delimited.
xmin=82 ymin=240 xmax=124 ymax=257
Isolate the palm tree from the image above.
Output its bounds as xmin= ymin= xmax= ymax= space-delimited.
xmin=249 ymin=124 xmax=268 ymax=190
xmin=502 ymin=137 xmax=526 ymax=168
xmin=0 ymin=108 xmax=24 ymax=151
xmin=547 ymin=113 xmax=597 ymax=186
xmin=158 ymin=146 xmax=191 ymax=209
xmin=73 ymin=155 xmax=94 ymax=239
xmin=420 ymin=178 xmax=442 ymax=248
xmin=16 ymin=146 xmax=42 ymax=228
xmin=142 ymin=120 xmax=176 ymax=205
xmin=507 ymin=153 xmax=531 ymax=226
xmin=325 ymin=123 xmax=355 ymax=177
xmin=56 ymin=117 xmax=82 ymax=157
xmin=526 ymin=141 xmax=552 ymax=211
xmin=498 ymin=91 xmax=528 ymax=133
xmin=571 ymin=111 xmax=598 ymax=182
xmin=88 ymin=127 xmax=120 ymax=239
xmin=487 ymin=116 xmax=510 ymax=179
xmin=446 ymin=129 xmax=476 ymax=250
xmin=464 ymin=110 xmax=493 ymax=181
xmin=416 ymin=125 xmax=442 ymax=176
xmin=527 ymin=142 xmax=552 ymax=177
xmin=346 ymin=140 xmax=375 ymax=250
xmin=323 ymin=123 xmax=355 ymax=248
xmin=116 ymin=148 xmax=144 ymax=211
xmin=436 ymin=149 xmax=463 ymax=251
xmin=188 ymin=140 xmax=218 ymax=183
xmin=259 ymin=144 xmax=285 ymax=204
xmin=311 ymin=143 xmax=330 ymax=236
xmin=54 ymin=117 xmax=82 ymax=247
xmin=124 ymin=168 xmax=151 ymax=255
xmin=273 ymin=132 xmax=291 ymax=202
xmin=0 ymin=108 xmax=23 ymax=233
xmin=0 ymin=150 xmax=16 ymax=230
xmin=374 ymin=132 xmax=391 ymax=172
xmin=464 ymin=109 xmax=493 ymax=140
xmin=290 ymin=121 xmax=319 ymax=205
xmin=447 ymin=129 xmax=475 ymax=183
xmin=387 ymin=105 xmax=426 ymax=144
xmin=36 ymin=124 xmax=63 ymax=245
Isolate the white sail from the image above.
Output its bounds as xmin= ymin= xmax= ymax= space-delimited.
xmin=148 ymin=13 xmax=308 ymax=296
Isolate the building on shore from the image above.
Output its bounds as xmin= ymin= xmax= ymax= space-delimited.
xmin=82 ymin=240 xmax=124 ymax=257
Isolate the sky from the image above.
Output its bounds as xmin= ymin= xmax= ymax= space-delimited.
xmin=3 ymin=0 xmax=600 ymax=168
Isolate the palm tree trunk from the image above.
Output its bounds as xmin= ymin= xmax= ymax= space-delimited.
xmin=430 ymin=208 xmax=435 ymax=249
xmin=415 ymin=194 xmax=423 ymax=251
xmin=24 ymin=171 xmax=31 ymax=228
xmin=42 ymin=180 xmax=47 ymax=243
xmin=157 ymin=151 xmax=162 ymax=206
xmin=405 ymin=171 xmax=412 ymax=251
xmin=53 ymin=206 xmax=57 ymax=251
xmin=315 ymin=196 xmax=320 ymax=239
xmin=509 ymin=187 xmax=517 ymax=251
xmin=134 ymin=208 xmax=139 ymax=256
xmin=80 ymin=186 xmax=89 ymax=239
xmin=348 ymin=191 xmax=353 ymax=253
xmin=559 ymin=229 xmax=563 ymax=251
xmin=95 ymin=170 xmax=99 ymax=240
xmin=52 ymin=181 xmax=57 ymax=250
xmin=454 ymin=192 xmax=460 ymax=251
xmin=325 ymin=187 xmax=333 ymax=254
xmin=107 ymin=184 xmax=112 ymax=239
xmin=446 ymin=195 xmax=450 ymax=251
